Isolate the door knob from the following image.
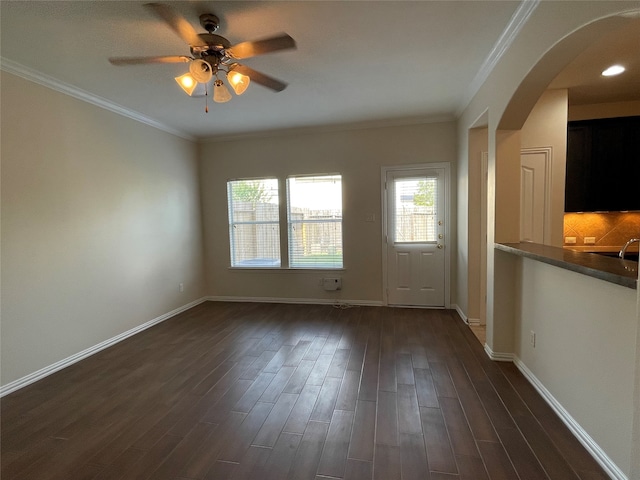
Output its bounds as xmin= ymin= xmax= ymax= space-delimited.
xmin=437 ymin=244 xmax=443 ymax=249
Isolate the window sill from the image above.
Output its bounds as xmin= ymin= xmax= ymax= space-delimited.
xmin=228 ymin=267 xmax=346 ymax=273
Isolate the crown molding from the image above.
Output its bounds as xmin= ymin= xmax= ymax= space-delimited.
xmin=617 ymin=7 xmax=640 ymax=18
xmin=199 ymin=114 xmax=456 ymax=144
xmin=456 ymin=0 xmax=540 ymax=116
xmin=0 ymin=57 xmax=194 ymax=141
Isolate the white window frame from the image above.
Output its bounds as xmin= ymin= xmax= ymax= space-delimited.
xmin=286 ymin=174 xmax=343 ymax=269
xmin=227 ymin=177 xmax=281 ymax=268
xmin=226 ymin=174 xmax=344 ymax=270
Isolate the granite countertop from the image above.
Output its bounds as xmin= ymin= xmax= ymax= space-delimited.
xmin=495 ymin=242 xmax=638 ymax=289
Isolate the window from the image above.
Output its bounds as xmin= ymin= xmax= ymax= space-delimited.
xmin=226 ymin=174 xmax=343 ymax=269
xmin=227 ymin=178 xmax=280 ymax=267
xmin=393 ymin=176 xmax=438 ymax=243
xmin=287 ymin=175 xmax=342 ymax=268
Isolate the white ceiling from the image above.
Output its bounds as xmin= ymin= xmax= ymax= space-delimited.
xmin=2 ymin=2 xmax=637 ymax=140
xmin=1 ymin=1 xmax=524 ymax=139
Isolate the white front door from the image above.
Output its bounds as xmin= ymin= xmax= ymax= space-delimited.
xmin=384 ymin=166 xmax=447 ymax=307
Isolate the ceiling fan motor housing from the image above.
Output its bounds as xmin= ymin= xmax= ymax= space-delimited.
xmin=199 ymin=14 xmax=220 ymax=33
xmin=191 ymin=33 xmax=231 ymax=56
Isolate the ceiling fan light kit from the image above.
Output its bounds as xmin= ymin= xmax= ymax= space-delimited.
xmin=213 ymin=78 xmax=232 ymax=103
xmin=227 ymin=68 xmax=251 ymax=95
xmin=175 ymin=72 xmax=198 ymax=96
xmin=108 ymin=3 xmax=296 ymax=111
xmin=189 ymin=59 xmax=213 ymax=83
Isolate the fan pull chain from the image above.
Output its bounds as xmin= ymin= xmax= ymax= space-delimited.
xmin=205 ymin=82 xmax=209 ymax=113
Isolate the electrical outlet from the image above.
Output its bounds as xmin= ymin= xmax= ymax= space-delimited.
xmin=565 ymin=236 xmax=576 ymax=244
xmin=179 ymin=283 xmax=184 ymax=292
xmin=530 ymin=330 xmax=536 ymax=348
xmin=322 ymin=277 xmax=342 ymax=291
xmin=584 ymin=236 xmax=596 ymax=245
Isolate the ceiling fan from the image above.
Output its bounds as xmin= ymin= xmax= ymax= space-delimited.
xmin=109 ymin=3 xmax=296 ymax=108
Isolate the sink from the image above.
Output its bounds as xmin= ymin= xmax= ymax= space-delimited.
xmin=594 ymin=251 xmax=639 ymax=262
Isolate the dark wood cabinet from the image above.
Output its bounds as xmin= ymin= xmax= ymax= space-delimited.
xmin=565 ymin=115 xmax=640 ymax=212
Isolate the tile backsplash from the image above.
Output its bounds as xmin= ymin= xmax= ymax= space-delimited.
xmin=564 ymin=212 xmax=640 ymax=250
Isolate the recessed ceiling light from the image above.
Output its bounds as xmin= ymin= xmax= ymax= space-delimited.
xmin=602 ymin=65 xmax=625 ymax=77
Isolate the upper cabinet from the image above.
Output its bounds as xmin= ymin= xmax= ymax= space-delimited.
xmin=565 ymin=116 xmax=640 ymax=212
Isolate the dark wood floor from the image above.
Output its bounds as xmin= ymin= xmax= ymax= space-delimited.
xmin=1 ymin=302 xmax=609 ymax=480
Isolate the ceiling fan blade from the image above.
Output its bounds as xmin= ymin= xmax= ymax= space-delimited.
xmin=145 ymin=3 xmax=205 ymax=47
xmin=227 ymin=34 xmax=296 ymax=60
xmin=109 ymin=55 xmax=191 ymax=65
xmin=233 ymin=64 xmax=288 ymax=92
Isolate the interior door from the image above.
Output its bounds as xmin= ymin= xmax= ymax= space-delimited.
xmin=520 ymin=148 xmax=550 ymax=244
xmin=385 ymin=167 xmax=446 ymax=307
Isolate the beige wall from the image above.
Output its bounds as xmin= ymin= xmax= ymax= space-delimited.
xmin=520 ymin=89 xmax=568 ymax=247
xmin=1 ymin=72 xmax=205 ymax=387
xmin=569 ymin=100 xmax=640 ymax=121
xmin=634 ymin=290 xmax=640 ymax=478
xmin=465 ymin=127 xmax=488 ymax=323
xmin=515 ymin=258 xmax=637 ymax=474
xmin=199 ymin=122 xmax=457 ymax=304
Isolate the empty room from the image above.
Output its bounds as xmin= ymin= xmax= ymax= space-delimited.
xmin=2 ymin=1 xmax=639 ymax=479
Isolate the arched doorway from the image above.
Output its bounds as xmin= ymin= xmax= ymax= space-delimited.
xmin=485 ymin=12 xmax=640 ymax=480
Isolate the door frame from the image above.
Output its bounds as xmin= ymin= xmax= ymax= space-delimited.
xmin=520 ymin=146 xmax=553 ymax=245
xmin=381 ymin=162 xmax=451 ymax=308
xmin=480 ymin=152 xmax=488 ymax=326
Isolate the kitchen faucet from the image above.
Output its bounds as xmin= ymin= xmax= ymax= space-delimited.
xmin=619 ymin=238 xmax=640 ymax=260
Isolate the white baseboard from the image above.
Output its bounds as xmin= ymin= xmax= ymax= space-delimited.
xmin=206 ymin=295 xmax=384 ymax=307
xmin=451 ymin=305 xmax=480 ymax=326
xmin=0 ymin=297 xmax=209 ymax=397
xmin=483 ymin=343 xmax=514 ymax=362
xmin=452 ymin=304 xmax=468 ymax=324
xmin=513 ymin=356 xmax=627 ymax=480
